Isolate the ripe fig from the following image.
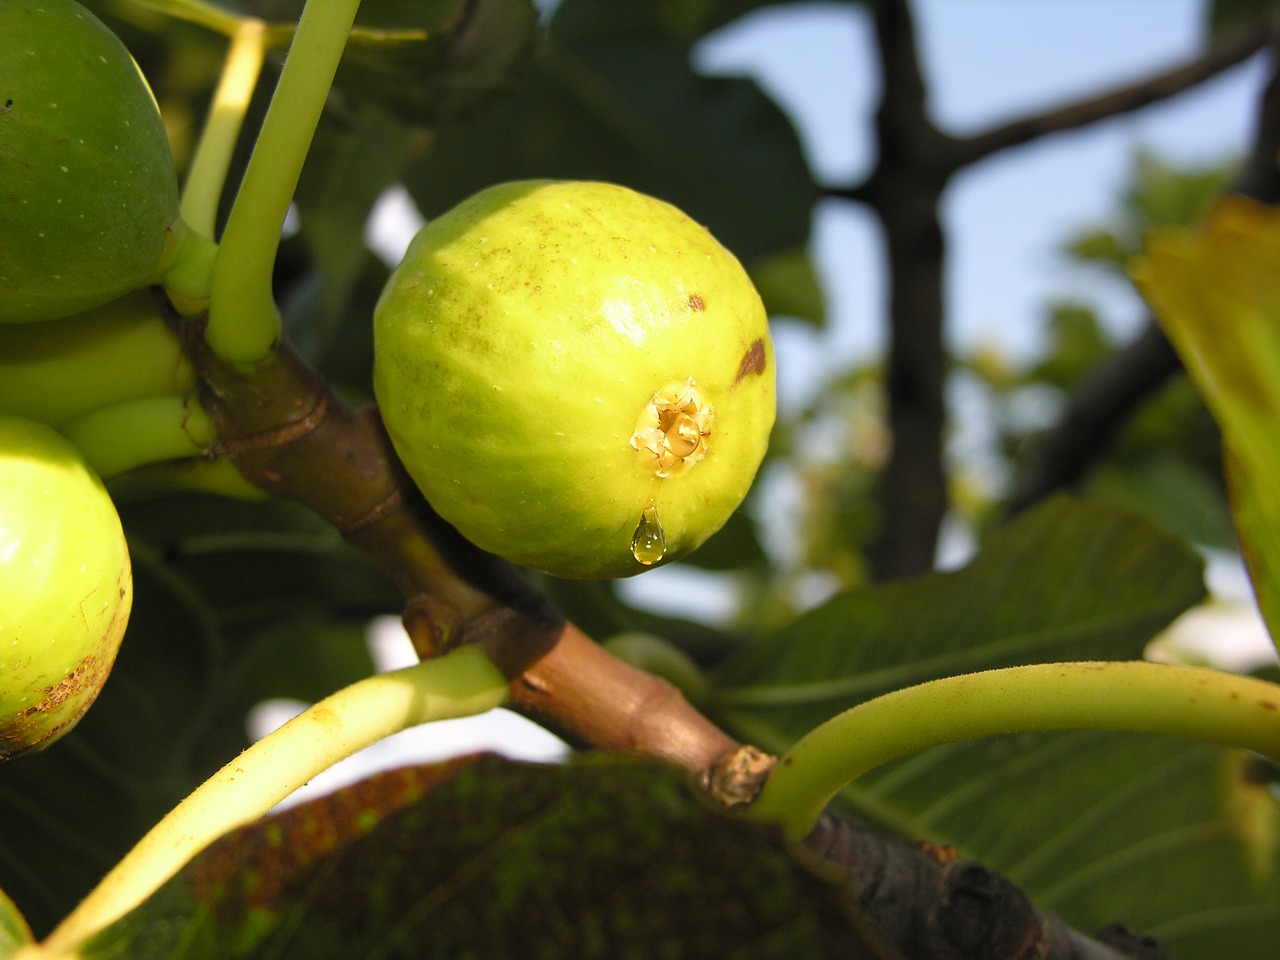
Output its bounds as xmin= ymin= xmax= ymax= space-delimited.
xmin=0 ymin=0 xmax=180 ymax=323
xmin=374 ymin=180 xmax=775 ymax=579
xmin=0 ymin=417 xmax=132 ymax=762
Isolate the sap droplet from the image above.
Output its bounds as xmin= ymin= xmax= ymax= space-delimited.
xmin=631 ymin=500 xmax=667 ymax=566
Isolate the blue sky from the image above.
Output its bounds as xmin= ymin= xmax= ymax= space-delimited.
xmin=695 ymin=0 xmax=1264 ymax=384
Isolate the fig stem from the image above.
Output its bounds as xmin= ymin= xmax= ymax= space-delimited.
xmin=61 ymin=395 xmax=219 ymax=480
xmin=749 ymin=660 xmax=1280 ymax=843
xmin=206 ymin=0 xmax=362 ymax=366
xmin=180 ymin=17 xmax=267 ymax=239
xmin=41 ymin=644 xmax=508 ymax=953
xmin=106 ymin=455 xmax=267 ymax=503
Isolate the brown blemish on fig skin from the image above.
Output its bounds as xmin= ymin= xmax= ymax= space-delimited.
xmin=732 ymin=338 xmax=767 ymax=387
xmin=0 ymin=653 xmax=110 ymax=762
xmin=687 ymin=293 xmax=705 ymax=312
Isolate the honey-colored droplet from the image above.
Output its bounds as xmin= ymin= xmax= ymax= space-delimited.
xmin=631 ymin=500 xmax=667 ymax=566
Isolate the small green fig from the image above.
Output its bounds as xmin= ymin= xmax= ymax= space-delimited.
xmin=0 ymin=0 xmax=180 ymax=323
xmin=0 ymin=417 xmax=132 ymax=762
xmin=374 ymin=180 xmax=775 ymax=579
xmin=0 ymin=288 xmax=194 ymax=428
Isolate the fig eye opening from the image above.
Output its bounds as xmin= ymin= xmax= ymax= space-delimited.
xmin=630 ymin=378 xmax=713 ymax=478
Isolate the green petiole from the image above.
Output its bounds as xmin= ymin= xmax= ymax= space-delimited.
xmin=179 ymin=17 xmax=267 ymax=240
xmin=750 ymin=660 xmax=1280 ymax=842
xmin=40 ymin=644 xmax=509 ymax=953
xmin=205 ymin=0 xmax=363 ymax=366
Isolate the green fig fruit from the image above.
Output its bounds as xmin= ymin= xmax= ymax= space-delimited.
xmin=0 ymin=288 xmax=194 ymax=427
xmin=0 ymin=0 xmax=180 ymax=323
xmin=374 ymin=180 xmax=775 ymax=579
xmin=0 ymin=417 xmax=132 ymax=762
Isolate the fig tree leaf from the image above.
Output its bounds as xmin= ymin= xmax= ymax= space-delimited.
xmin=857 ymin=731 xmax=1280 ymax=960
xmin=1207 ymin=0 xmax=1280 ymax=36
xmin=1086 ymin=454 xmax=1237 ymax=550
xmin=681 ymin=506 xmax=768 ymax=572
xmin=1064 ymin=228 xmax=1130 ymax=269
xmin=1029 ymin=303 xmax=1111 ymax=390
xmin=749 ymin=247 xmax=827 ymax=327
xmin=1132 ymin=195 xmax=1280 ymax=651
xmin=1124 ymin=152 xmax=1235 ymax=237
xmin=81 ymin=755 xmax=884 ymax=959
xmin=291 ymin=106 xmax=411 ymax=354
xmin=401 ymin=0 xmax=818 ymax=265
xmin=332 ymin=0 xmax=542 ymax=125
xmin=710 ymin=495 xmax=1207 ymax=747
xmin=0 ymin=887 xmax=32 ymax=958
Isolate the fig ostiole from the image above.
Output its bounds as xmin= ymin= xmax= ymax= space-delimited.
xmin=374 ymin=179 xmax=775 ymax=579
xmin=0 ymin=417 xmax=132 ymax=762
xmin=0 ymin=0 xmax=181 ymax=323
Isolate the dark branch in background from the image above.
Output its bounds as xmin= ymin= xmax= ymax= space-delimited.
xmin=1008 ymin=29 xmax=1280 ymax=516
xmin=828 ymin=1 xmax=1272 ymax=579
xmin=1005 ymin=324 xmax=1181 ymax=516
xmin=803 ymin=814 xmax=1158 ymax=960
xmin=946 ymin=15 xmax=1274 ymax=168
xmin=855 ymin=0 xmax=952 ymax=581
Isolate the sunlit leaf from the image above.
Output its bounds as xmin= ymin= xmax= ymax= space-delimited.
xmin=0 ymin=887 xmax=32 ymax=959
xmin=1132 ymin=194 xmax=1280 ymax=650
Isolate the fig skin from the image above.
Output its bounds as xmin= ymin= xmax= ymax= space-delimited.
xmin=0 ymin=0 xmax=180 ymax=323
xmin=0 ymin=289 xmax=194 ymax=428
xmin=0 ymin=418 xmax=132 ymax=763
xmin=374 ymin=180 xmax=775 ymax=579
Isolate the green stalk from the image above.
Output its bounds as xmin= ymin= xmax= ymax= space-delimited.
xmin=61 ymin=396 xmax=218 ymax=480
xmin=106 ymin=455 xmax=266 ymax=503
xmin=180 ymin=18 xmax=267 ymax=239
xmin=205 ymin=0 xmax=363 ymax=366
xmin=41 ymin=645 xmax=509 ymax=953
xmin=750 ymin=660 xmax=1280 ymax=842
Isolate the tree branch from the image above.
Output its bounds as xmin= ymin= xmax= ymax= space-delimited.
xmin=859 ymin=0 xmax=953 ymax=580
xmin=803 ymin=815 xmax=1160 ymax=960
xmin=947 ymin=15 xmax=1273 ymax=170
xmin=1005 ymin=322 xmax=1181 ymax=516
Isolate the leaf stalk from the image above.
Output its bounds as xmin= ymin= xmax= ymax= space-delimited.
xmin=40 ymin=644 xmax=508 ymax=953
xmin=751 ymin=660 xmax=1280 ymax=842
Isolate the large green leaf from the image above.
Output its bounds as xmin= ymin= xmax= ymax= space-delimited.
xmin=401 ymin=0 xmax=819 ymax=269
xmin=1133 ymin=195 xmax=1280 ymax=650
xmin=711 ymin=495 xmax=1207 ymax=745
xmin=80 ymin=755 xmax=885 ymax=959
xmin=857 ymin=732 xmax=1280 ymax=960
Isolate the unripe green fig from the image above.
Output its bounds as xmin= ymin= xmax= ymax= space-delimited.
xmin=374 ymin=180 xmax=775 ymax=579
xmin=0 ymin=417 xmax=131 ymax=762
xmin=0 ymin=288 xmax=194 ymax=428
xmin=0 ymin=0 xmax=180 ymax=323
